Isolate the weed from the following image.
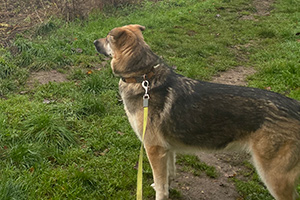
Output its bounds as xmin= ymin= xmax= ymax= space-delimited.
xmin=258 ymin=29 xmax=276 ymax=38
xmin=169 ymin=188 xmax=183 ymax=199
xmin=0 ymin=178 xmax=27 ymax=200
xmin=69 ymin=68 xmax=87 ymax=80
xmin=74 ymin=94 xmax=106 ymax=117
xmin=177 ymin=155 xmax=218 ymax=178
xmin=8 ymin=143 xmax=44 ymax=168
xmin=234 ymin=178 xmax=273 ymax=200
xmin=0 ymin=51 xmax=28 ymax=95
xmin=22 ymin=113 xmax=76 ymax=148
xmin=34 ymin=18 xmax=60 ymax=36
xmin=81 ymin=70 xmax=116 ymax=94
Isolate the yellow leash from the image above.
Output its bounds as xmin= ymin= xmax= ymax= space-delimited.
xmin=136 ymin=80 xmax=150 ymax=200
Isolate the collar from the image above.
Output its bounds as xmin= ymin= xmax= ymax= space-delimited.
xmin=121 ymin=64 xmax=160 ymax=83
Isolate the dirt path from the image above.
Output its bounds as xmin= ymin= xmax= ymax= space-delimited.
xmin=212 ymin=66 xmax=256 ymax=86
xmin=172 ymin=152 xmax=250 ymax=200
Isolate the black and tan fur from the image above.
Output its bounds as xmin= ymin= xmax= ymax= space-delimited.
xmin=94 ymin=24 xmax=300 ymax=200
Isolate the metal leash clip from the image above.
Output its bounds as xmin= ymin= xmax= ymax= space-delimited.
xmin=142 ymin=80 xmax=150 ymax=107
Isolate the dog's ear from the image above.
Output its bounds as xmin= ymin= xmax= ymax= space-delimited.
xmin=136 ymin=25 xmax=145 ymax=31
xmin=109 ymin=28 xmax=126 ymax=41
xmin=125 ymin=24 xmax=145 ymax=32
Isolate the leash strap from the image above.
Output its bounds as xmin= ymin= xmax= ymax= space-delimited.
xmin=137 ymin=80 xmax=150 ymax=200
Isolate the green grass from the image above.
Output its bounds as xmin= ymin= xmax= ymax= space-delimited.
xmin=233 ymin=161 xmax=274 ymax=200
xmin=0 ymin=49 xmax=29 ymax=96
xmin=177 ymin=155 xmax=218 ymax=178
xmin=0 ymin=0 xmax=300 ymax=199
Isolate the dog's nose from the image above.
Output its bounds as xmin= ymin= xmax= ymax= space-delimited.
xmin=94 ymin=40 xmax=98 ymax=45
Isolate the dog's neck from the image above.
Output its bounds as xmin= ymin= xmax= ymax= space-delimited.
xmin=121 ymin=64 xmax=160 ymax=83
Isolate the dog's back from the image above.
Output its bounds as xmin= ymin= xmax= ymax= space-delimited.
xmin=147 ymin=66 xmax=300 ymax=150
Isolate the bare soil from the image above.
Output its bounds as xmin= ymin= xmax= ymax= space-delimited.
xmin=172 ymin=152 xmax=251 ymax=200
xmin=212 ymin=66 xmax=256 ymax=86
xmin=26 ymin=70 xmax=68 ymax=88
xmin=253 ymin=0 xmax=274 ymax=16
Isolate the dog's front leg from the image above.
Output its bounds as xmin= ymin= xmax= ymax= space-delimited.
xmin=145 ymin=145 xmax=169 ymax=200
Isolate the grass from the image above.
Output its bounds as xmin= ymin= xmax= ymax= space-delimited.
xmin=0 ymin=49 xmax=29 ymax=95
xmin=177 ymin=155 xmax=218 ymax=178
xmin=233 ymin=161 xmax=274 ymax=200
xmin=0 ymin=0 xmax=299 ymax=199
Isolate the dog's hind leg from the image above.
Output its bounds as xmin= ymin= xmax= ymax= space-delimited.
xmin=145 ymin=145 xmax=169 ymax=200
xmin=250 ymin=134 xmax=300 ymax=200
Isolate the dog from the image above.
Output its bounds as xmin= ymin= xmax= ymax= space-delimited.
xmin=94 ymin=24 xmax=300 ymax=200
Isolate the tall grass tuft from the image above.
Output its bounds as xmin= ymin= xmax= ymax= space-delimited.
xmin=81 ymin=69 xmax=116 ymax=94
xmin=0 ymin=52 xmax=28 ymax=95
xmin=74 ymin=94 xmax=106 ymax=117
xmin=0 ymin=179 xmax=27 ymax=200
xmin=22 ymin=113 xmax=76 ymax=149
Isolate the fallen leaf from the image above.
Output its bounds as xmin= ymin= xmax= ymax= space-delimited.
xmin=43 ymin=99 xmax=55 ymax=104
xmin=87 ymin=70 xmax=93 ymax=75
xmin=117 ymin=131 xmax=125 ymax=136
xmin=265 ymin=86 xmax=272 ymax=90
xmin=134 ymin=161 xmax=139 ymax=170
xmin=29 ymin=167 xmax=35 ymax=173
xmin=100 ymin=148 xmax=109 ymax=156
xmin=225 ymin=172 xmax=237 ymax=178
xmin=48 ymin=156 xmax=56 ymax=163
xmin=76 ymin=48 xmax=83 ymax=53
xmin=94 ymin=148 xmax=109 ymax=156
xmin=0 ymin=23 xmax=10 ymax=27
xmin=20 ymin=91 xmax=27 ymax=94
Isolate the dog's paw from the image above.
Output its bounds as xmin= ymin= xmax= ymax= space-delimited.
xmin=151 ymin=183 xmax=156 ymax=190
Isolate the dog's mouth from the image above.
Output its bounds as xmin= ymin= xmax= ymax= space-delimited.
xmin=94 ymin=39 xmax=112 ymax=57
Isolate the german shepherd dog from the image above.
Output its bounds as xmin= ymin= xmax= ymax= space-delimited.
xmin=94 ymin=25 xmax=300 ymax=200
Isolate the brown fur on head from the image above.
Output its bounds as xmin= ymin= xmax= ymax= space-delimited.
xmin=94 ymin=24 xmax=159 ymax=78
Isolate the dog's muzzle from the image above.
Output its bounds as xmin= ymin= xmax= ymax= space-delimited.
xmin=94 ymin=39 xmax=111 ymax=57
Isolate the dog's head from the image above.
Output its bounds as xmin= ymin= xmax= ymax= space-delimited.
xmin=94 ymin=24 xmax=145 ymax=57
xmin=94 ymin=25 xmax=157 ymax=78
